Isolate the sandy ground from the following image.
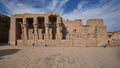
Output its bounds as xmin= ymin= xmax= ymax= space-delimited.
xmin=0 ymin=46 xmax=120 ymax=68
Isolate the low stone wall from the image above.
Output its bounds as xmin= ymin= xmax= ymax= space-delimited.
xmin=109 ymin=40 xmax=120 ymax=46
xmin=108 ymin=31 xmax=120 ymax=46
xmin=15 ymin=39 xmax=98 ymax=47
xmin=17 ymin=40 xmax=23 ymax=45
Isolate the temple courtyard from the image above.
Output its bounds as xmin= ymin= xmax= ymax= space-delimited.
xmin=0 ymin=46 xmax=120 ymax=68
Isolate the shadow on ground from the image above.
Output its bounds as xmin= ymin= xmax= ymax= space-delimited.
xmin=0 ymin=49 xmax=20 ymax=59
xmin=0 ymin=42 xmax=9 ymax=46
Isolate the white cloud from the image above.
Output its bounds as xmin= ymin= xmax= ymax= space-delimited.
xmin=0 ymin=0 xmax=43 ymax=15
xmin=61 ymin=0 xmax=120 ymax=31
xmin=0 ymin=0 xmax=68 ymax=15
xmin=0 ymin=0 xmax=120 ymax=31
xmin=45 ymin=0 xmax=68 ymax=14
xmin=46 ymin=0 xmax=58 ymax=11
xmin=54 ymin=0 xmax=68 ymax=14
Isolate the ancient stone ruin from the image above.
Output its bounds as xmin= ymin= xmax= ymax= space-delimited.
xmin=8 ymin=12 xmax=110 ymax=47
xmin=108 ymin=30 xmax=120 ymax=46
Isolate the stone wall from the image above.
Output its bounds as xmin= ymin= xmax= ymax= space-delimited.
xmin=108 ymin=30 xmax=120 ymax=46
xmin=8 ymin=12 xmax=119 ymax=47
xmin=0 ymin=14 xmax=10 ymax=43
xmin=0 ymin=12 xmax=119 ymax=47
xmin=87 ymin=19 xmax=104 ymax=26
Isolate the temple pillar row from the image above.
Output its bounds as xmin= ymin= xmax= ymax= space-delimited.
xmin=13 ymin=15 xmax=62 ymax=46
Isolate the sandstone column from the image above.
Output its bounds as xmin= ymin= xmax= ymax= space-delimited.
xmin=9 ymin=17 xmax=16 ymax=45
xmin=33 ymin=17 xmax=38 ymax=46
xmin=45 ymin=16 xmax=49 ymax=46
xmin=56 ymin=16 xmax=62 ymax=46
xmin=49 ymin=28 xmax=52 ymax=40
xmin=45 ymin=24 xmax=49 ymax=35
xmin=56 ymin=23 xmax=61 ymax=34
xmin=21 ymin=23 xmax=24 ymax=39
xmin=56 ymin=17 xmax=61 ymax=34
xmin=45 ymin=16 xmax=49 ymax=35
xmin=23 ymin=18 xmax=28 ymax=45
xmin=38 ymin=29 xmax=43 ymax=40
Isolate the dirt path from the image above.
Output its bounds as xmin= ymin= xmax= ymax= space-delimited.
xmin=0 ymin=46 xmax=120 ymax=68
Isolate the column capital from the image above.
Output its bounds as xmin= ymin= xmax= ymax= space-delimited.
xmin=45 ymin=16 xmax=48 ymax=19
xmin=57 ymin=16 xmax=61 ymax=23
xmin=45 ymin=16 xmax=49 ymax=25
xmin=23 ymin=17 xmax=27 ymax=24
xmin=33 ymin=17 xmax=38 ymax=25
xmin=45 ymin=23 xmax=49 ymax=27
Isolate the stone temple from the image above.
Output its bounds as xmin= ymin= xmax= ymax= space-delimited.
xmin=9 ymin=12 xmax=108 ymax=47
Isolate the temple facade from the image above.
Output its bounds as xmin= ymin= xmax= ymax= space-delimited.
xmin=9 ymin=12 xmax=108 ymax=47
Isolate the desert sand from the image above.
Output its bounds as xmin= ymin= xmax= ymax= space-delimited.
xmin=0 ymin=46 xmax=120 ymax=68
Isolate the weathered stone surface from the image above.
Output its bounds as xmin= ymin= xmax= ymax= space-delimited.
xmin=87 ymin=19 xmax=104 ymax=26
xmin=0 ymin=14 xmax=10 ymax=43
xmin=0 ymin=12 xmax=118 ymax=47
xmin=8 ymin=12 xmax=110 ymax=47
xmin=0 ymin=46 xmax=120 ymax=68
xmin=108 ymin=30 xmax=120 ymax=46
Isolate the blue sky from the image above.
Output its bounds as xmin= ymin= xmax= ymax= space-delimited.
xmin=0 ymin=0 xmax=120 ymax=32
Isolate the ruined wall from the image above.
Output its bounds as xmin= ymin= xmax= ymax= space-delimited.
xmin=87 ymin=19 xmax=108 ymax=47
xmin=80 ymin=26 xmax=97 ymax=47
xmin=64 ymin=19 xmax=82 ymax=32
xmin=62 ymin=19 xmax=108 ymax=47
xmin=9 ymin=13 xmax=109 ymax=47
xmin=63 ymin=19 xmax=82 ymax=39
xmin=87 ymin=19 xmax=104 ymax=26
xmin=108 ymin=30 xmax=120 ymax=46
xmin=0 ymin=14 xmax=10 ymax=43
xmin=0 ymin=12 xmax=120 ymax=47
